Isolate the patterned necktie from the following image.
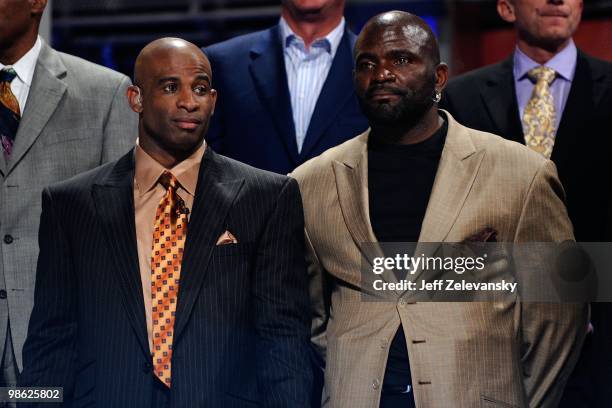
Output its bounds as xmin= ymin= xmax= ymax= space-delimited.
xmin=522 ymin=66 xmax=557 ymax=159
xmin=151 ymin=171 xmax=189 ymax=388
xmin=0 ymin=68 xmax=20 ymax=159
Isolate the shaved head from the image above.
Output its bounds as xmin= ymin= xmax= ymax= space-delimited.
xmin=134 ymin=37 xmax=211 ymax=87
xmin=356 ymin=10 xmax=440 ymax=68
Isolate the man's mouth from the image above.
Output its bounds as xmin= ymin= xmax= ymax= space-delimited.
xmin=173 ymin=118 xmax=201 ymax=130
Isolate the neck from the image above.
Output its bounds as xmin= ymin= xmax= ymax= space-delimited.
xmin=370 ymin=107 xmax=442 ymax=146
xmin=0 ymin=30 xmax=38 ymax=65
xmin=281 ymin=7 xmax=343 ymax=48
xmin=139 ymin=133 xmax=202 ymax=169
xmin=516 ymin=37 xmax=570 ymax=65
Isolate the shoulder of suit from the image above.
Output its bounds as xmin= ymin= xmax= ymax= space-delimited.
xmin=40 ymin=46 xmax=130 ymax=89
xmin=56 ymin=52 xmax=128 ymax=82
xmin=446 ymin=58 xmax=510 ymax=93
xmin=212 ymin=150 xmax=290 ymax=189
xmin=461 ymin=123 xmax=548 ymax=174
xmin=204 ymin=27 xmax=275 ymax=60
xmin=291 ymin=131 xmax=367 ymax=182
xmin=47 ymin=156 xmax=123 ymax=195
xmin=578 ymin=51 xmax=612 ymax=79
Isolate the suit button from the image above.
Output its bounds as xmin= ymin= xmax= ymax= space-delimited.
xmin=3 ymin=235 xmax=13 ymax=244
xmin=380 ymin=338 xmax=388 ymax=349
xmin=398 ymin=299 xmax=407 ymax=307
xmin=372 ymin=379 xmax=380 ymax=390
xmin=0 ymin=290 xmax=6 ymax=299
xmin=142 ymin=362 xmax=152 ymax=373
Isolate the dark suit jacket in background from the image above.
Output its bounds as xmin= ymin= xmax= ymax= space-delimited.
xmin=19 ymin=149 xmax=312 ymax=407
xmin=441 ymin=50 xmax=612 ymax=407
xmin=204 ymin=25 xmax=369 ymax=174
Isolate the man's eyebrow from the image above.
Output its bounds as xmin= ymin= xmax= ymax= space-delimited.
xmin=386 ymin=48 xmax=419 ymax=58
xmin=157 ymin=76 xmax=179 ymax=85
xmin=356 ymin=51 xmax=376 ymax=61
xmin=194 ymin=74 xmax=211 ymax=83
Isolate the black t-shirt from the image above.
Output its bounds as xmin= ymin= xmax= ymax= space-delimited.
xmin=368 ymin=118 xmax=448 ymax=388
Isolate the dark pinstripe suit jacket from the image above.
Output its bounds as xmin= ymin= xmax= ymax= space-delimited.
xmin=19 ymin=148 xmax=313 ymax=407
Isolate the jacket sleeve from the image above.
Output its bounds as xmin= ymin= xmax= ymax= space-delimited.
xmin=18 ymin=187 xmax=78 ymax=405
xmin=514 ymin=160 xmax=589 ymax=407
xmin=253 ymin=177 xmax=313 ymax=408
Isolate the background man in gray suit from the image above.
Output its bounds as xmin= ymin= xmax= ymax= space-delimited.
xmin=0 ymin=0 xmax=136 ymax=388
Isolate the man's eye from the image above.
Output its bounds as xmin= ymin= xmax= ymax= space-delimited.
xmin=396 ymin=57 xmax=411 ymax=65
xmin=194 ymin=85 xmax=209 ymax=95
xmin=358 ymin=62 xmax=375 ymax=71
xmin=163 ymin=83 xmax=178 ymax=93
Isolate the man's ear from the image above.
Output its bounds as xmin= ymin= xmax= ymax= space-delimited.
xmin=209 ymin=88 xmax=217 ymax=116
xmin=30 ymin=0 xmax=47 ymax=15
xmin=435 ymin=62 xmax=449 ymax=93
xmin=127 ymin=85 xmax=143 ymax=113
xmin=497 ymin=0 xmax=517 ymax=24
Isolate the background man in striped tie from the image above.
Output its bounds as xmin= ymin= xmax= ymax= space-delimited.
xmin=441 ymin=1 xmax=612 ymax=406
xmin=19 ymin=37 xmax=312 ymax=407
xmin=0 ymin=0 xmax=136 ymax=397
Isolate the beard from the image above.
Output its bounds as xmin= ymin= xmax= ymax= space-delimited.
xmin=357 ymin=77 xmax=436 ymax=131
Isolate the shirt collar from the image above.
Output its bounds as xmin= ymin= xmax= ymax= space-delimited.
xmin=0 ymin=36 xmax=42 ymax=86
xmin=279 ymin=16 xmax=345 ymax=57
xmin=134 ymin=140 xmax=205 ymax=198
xmin=513 ymin=39 xmax=577 ymax=82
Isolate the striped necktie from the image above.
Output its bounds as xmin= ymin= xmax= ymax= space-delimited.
xmin=522 ymin=66 xmax=557 ymax=159
xmin=0 ymin=68 xmax=20 ymax=159
xmin=151 ymin=171 xmax=189 ymax=388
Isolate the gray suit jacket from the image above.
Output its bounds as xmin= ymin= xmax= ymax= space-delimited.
xmin=0 ymin=40 xmax=137 ymax=370
xmin=291 ymin=111 xmax=587 ymax=407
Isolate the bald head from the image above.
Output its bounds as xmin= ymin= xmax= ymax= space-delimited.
xmin=134 ymin=38 xmax=211 ymax=87
xmin=127 ymin=37 xmax=217 ymax=168
xmin=356 ymin=11 xmax=440 ymax=67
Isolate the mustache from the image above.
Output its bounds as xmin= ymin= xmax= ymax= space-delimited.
xmin=365 ymin=85 xmax=406 ymax=98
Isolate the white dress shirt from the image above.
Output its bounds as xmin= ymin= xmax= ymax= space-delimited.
xmin=0 ymin=36 xmax=42 ymax=114
xmin=279 ymin=17 xmax=345 ymax=153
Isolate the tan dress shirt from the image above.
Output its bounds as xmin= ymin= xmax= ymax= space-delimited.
xmin=133 ymin=141 xmax=205 ymax=352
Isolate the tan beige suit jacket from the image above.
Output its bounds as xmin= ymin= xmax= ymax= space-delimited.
xmin=291 ymin=112 xmax=587 ymax=408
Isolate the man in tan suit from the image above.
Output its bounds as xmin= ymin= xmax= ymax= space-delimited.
xmin=291 ymin=11 xmax=587 ymax=408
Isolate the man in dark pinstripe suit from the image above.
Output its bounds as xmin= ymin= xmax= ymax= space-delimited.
xmin=19 ymin=38 xmax=312 ymax=407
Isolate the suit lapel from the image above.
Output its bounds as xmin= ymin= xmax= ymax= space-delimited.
xmin=300 ymin=31 xmax=356 ymax=159
xmin=173 ymin=149 xmax=244 ymax=343
xmin=92 ymin=151 xmax=150 ymax=357
xmin=249 ymin=26 xmax=299 ymax=165
xmin=409 ymin=113 xmax=485 ymax=287
xmin=551 ymin=52 xmax=597 ymax=167
xmin=8 ymin=43 xmax=67 ymax=176
xmin=479 ymin=57 xmax=524 ymax=144
xmin=332 ymin=133 xmax=385 ymax=287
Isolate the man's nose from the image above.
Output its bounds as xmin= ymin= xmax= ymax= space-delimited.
xmin=373 ymin=65 xmax=396 ymax=82
xmin=177 ymin=89 xmax=199 ymax=111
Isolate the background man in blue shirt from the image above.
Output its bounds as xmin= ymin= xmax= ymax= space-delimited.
xmin=204 ymin=0 xmax=368 ymax=174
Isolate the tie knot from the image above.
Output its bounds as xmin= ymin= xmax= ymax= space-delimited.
xmin=0 ymin=68 xmax=17 ymax=83
xmin=528 ymin=66 xmax=556 ymax=85
xmin=159 ymin=171 xmax=179 ymax=190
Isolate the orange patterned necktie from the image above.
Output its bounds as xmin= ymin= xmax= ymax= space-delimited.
xmin=522 ymin=66 xmax=557 ymax=159
xmin=151 ymin=171 xmax=189 ymax=387
xmin=0 ymin=68 xmax=20 ymax=158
